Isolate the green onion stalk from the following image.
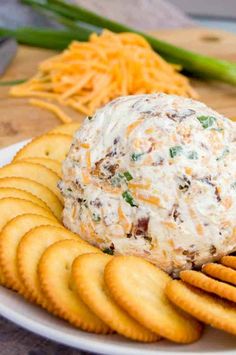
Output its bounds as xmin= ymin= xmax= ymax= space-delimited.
xmin=15 ymin=0 xmax=236 ymax=85
xmin=0 ymin=26 xmax=91 ymax=50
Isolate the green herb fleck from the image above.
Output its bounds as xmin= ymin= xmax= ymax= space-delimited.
xmin=216 ymin=147 xmax=230 ymax=161
xmin=169 ymin=146 xmax=183 ymax=158
xmin=212 ymin=127 xmax=223 ymax=132
xmin=131 ymin=152 xmax=144 ymax=161
xmin=231 ymin=182 xmax=236 ymax=190
xmin=122 ymin=190 xmax=138 ymax=207
xmin=92 ymin=213 xmax=101 ymax=222
xmin=197 ymin=115 xmax=216 ymax=129
xmin=103 ymin=248 xmax=114 ymax=255
xmin=0 ymin=78 xmax=27 ymax=86
xmin=87 ymin=116 xmax=93 ymax=120
xmin=123 ymin=171 xmax=133 ymax=181
xmin=187 ymin=151 xmax=198 ymax=160
xmin=111 ymin=174 xmax=123 ymax=187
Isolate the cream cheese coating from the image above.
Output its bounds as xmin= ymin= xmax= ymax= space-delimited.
xmin=59 ymin=93 xmax=236 ymax=275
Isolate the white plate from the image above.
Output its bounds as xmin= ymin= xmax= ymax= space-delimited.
xmin=0 ymin=140 xmax=236 ymax=355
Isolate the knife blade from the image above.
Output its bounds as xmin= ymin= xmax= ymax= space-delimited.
xmin=0 ymin=37 xmax=17 ymax=76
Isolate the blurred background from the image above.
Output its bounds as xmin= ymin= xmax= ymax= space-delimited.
xmin=0 ymin=0 xmax=236 ymax=32
xmin=170 ymin=0 xmax=236 ymax=32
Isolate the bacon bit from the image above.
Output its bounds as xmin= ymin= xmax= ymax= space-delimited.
xmin=222 ymin=196 xmax=232 ymax=209
xmin=162 ymin=221 xmax=176 ymax=229
xmin=86 ymin=150 xmax=91 ymax=169
xmin=135 ymin=217 xmax=150 ymax=237
xmin=126 ymin=120 xmax=143 ymax=137
xmin=128 ymin=181 xmax=151 ymax=190
xmin=81 ymin=143 xmax=90 ymax=149
xmin=81 ymin=169 xmax=90 ymax=184
xmin=185 ymin=167 xmax=192 ymax=175
xmin=118 ymin=205 xmax=131 ymax=233
xmin=135 ymin=193 xmax=160 ymax=206
xmin=196 ymin=224 xmax=204 ymax=236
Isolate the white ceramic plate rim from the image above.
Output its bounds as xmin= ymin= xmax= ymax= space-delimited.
xmin=0 ymin=140 xmax=236 ymax=355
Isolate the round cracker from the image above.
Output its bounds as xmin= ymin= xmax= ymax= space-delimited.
xmin=202 ymin=263 xmax=236 ymax=286
xmin=0 ymin=187 xmax=50 ymax=212
xmin=0 ymin=198 xmax=57 ymax=231
xmin=0 ymin=197 xmax=57 ymax=284
xmin=0 ymin=214 xmax=59 ymax=291
xmin=49 ymin=122 xmax=81 ymax=136
xmin=17 ymin=225 xmax=89 ymax=306
xmin=180 ymin=270 xmax=236 ymax=303
xmin=104 ymin=256 xmax=202 ymax=343
xmin=0 ymin=162 xmax=62 ymax=202
xmin=166 ymin=280 xmax=236 ymax=336
xmin=22 ymin=158 xmax=62 ymax=177
xmin=0 ymin=177 xmax=62 ymax=220
xmin=72 ymin=253 xmax=159 ymax=342
xmin=13 ymin=134 xmax=72 ymax=163
xmin=221 ymin=256 xmax=236 ymax=270
xmin=38 ymin=239 xmax=110 ymax=333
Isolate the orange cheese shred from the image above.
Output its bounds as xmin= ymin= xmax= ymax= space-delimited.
xmin=81 ymin=169 xmax=90 ymax=184
xmin=10 ymin=30 xmax=197 ymax=121
xmin=86 ymin=150 xmax=91 ymax=169
xmin=135 ymin=193 xmax=160 ymax=206
xmin=29 ymin=98 xmax=72 ymax=123
xmin=126 ymin=120 xmax=144 ymax=137
xmin=118 ymin=205 xmax=131 ymax=233
xmin=128 ymin=181 xmax=151 ymax=190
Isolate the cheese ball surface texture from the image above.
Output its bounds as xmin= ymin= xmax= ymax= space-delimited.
xmin=60 ymin=94 xmax=236 ymax=275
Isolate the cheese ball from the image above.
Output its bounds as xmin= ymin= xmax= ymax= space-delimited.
xmin=59 ymin=93 xmax=236 ymax=275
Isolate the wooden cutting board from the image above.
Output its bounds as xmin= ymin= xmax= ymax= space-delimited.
xmin=0 ymin=27 xmax=236 ymax=148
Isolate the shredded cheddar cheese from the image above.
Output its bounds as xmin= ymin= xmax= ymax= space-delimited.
xmin=29 ymin=98 xmax=72 ymax=123
xmin=118 ymin=205 xmax=131 ymax=233
xmin=11 ymin=30 xmax=197 ymax=122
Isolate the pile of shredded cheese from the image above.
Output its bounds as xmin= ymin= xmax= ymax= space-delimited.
xmin=10 ymin=30 xmax=198 ymax=122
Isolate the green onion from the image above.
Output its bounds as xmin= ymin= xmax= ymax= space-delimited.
xmin=103 ymin=247 xmax=114 ymax=255
xmin=0 ymin=79 xmax=27 ymax=86
xmin=231 ymin=182 xmax=236 ymax=190
xmin=21 ymin=0 xmax=236 ymax=85
xmin=187 ymin=151 xmax=198 ymax=160
xmin=131 ymin=153 xmax=144 ymax=161
xmin=197 ymin=116 xmax=216 ymax=129
xmin=123 ymin=171 xmax=133 ymax=181
xmin=0 ymin=27 xmax=90 ymax=50
xmin=122 ymin=190 xmax=138 ymax=207
xmin=169 ymin=146 xmax=183 ymax=158
xmin=216 ymin=147 xmax=230 ymax=161
xmin=92 ymin=213 xmax=101 ymax=222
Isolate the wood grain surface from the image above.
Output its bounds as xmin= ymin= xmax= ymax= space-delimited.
xmin=0 ymin=27 xmax=236 ymax=148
